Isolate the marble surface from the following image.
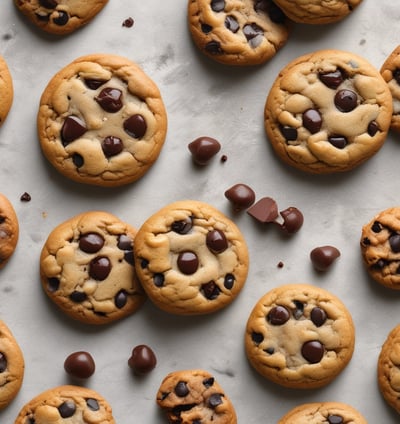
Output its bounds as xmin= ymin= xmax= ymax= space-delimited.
xmin=0 ymin=0 xmax=400 ymax=422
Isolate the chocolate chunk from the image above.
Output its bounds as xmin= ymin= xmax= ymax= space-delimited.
xmin=243 ymin=23 xmax=264 ymax=47
xmin=20 ymin=192 xmax=31 ymax=202
xmin=251 ymin=332 xmax=264 ymax=345
xmin=224 ymin=183 xmax=256 ymax=211
xmin=279 ymin=206 xmax=304 ymax=234
xmin=205 ymin=40 xmax=223 ymax=55
xmin=334 ymin=89 xmax=358 ymax=112
xmin=390 ymin=234 xmax=400 ymax=253
xmin=208 ymin=393 xmax=223 ymax=408
xmin=201 ymin=281 xmax=220 ymax=299
xmin=128 ymin=344 xmax=157 ymax=375
xmin=86 ymin=399 xmax=100 ymax=411
xmin=123 ymin=114 xmax=147 ymax=138
xmin=58 ymin=401 xmax=76 ymax=418
xmin=69 ymin=291 xmax=87 ymax=303
xmin=301 ymin=340 xmax=324 ymax=363
xmin=175 ymin=381 xmax=189 ymax=397
xmin=95 ymin=88 xmax=123 ymax=112
xmin=267 ymin=305 xmax=290 ymax=325
xmin=310 ymin=245 xmax=341 ymax=271
xmin=177 ymin=251 xmax=199 ymax=274
xmin=102 ymin=136 xmax=124 ymax=157
xmin=247 ymin=197 xmax=278 ymax=223
xmin=47 ymin=277 xmax=60 ymax=292
xmin=84 ymin=79 xmax=106 ymax=90
xmin=310 ymin=307 xmax=327 ymax=327
xmin=211 ymin=0 xmax=225 ymax=12
xmin=368 ymin=120 xmax=379 ymax=136
xmin=154 ymin=273 xmax=165 ymax=287
xmin=203 ymin=377 xmax=215 ymax=388
xmin=171 ymin=217 xmax=193 ymax=234
xmin=61 ymin=115 xmax=87 ymax=145
xmin=53 ymin=11 xmax=69 ymax=26
xmin=224 ymin=274 xmax=235 ymax=289
xmin=79 ymin=233 xmax=105 ymax=254
xmin=122 ymin=17 xmax=134 ymax=27
xmin=328 ymin=135 xmax=347 ymax=149
xmin=64 ymin=351 xmax=95 ymax=379
xmin=328 ymin=415 xmax=344 ymax=424
xmin=39 ymin=0 xmax=57 ymax=8
xmin=225 ymin=15 xmax=239 ymax=33
xmin=319 ymin=69 xmax=344 ymax=89
xmin=89 ymin=256 xmax=111 ymax=280
xmin=206 ymin=230 xmax=228 ymax=253
xmin=303 ymin=109 xmax=322 ymax=133
xmin=0 ymin=353 xmax=7 ymax=373
xmin=280 ymin=125 xmax=298 ymax=141
xmin=72 ymin=154 xmax=84 ymax=168
xmin=188 ymin=136 xmax=221 ymax=165
xmin=115 ymin=290 xmax=128 ymax=308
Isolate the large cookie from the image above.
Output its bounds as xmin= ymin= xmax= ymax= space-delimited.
xmin=14 ymin=0 xmax=108 ymax=35
xmin=40 ymin=211 xmax=146 ymax=324
xmin=188 ymin=0 xmax=291 ymax=66
xmin=134 ymin=200 xmax=249 ymax=315
xmin=0 ymin=55 xmax=13 ymax=127
xmin=157 ymin=369 xmax=237 ymax=423
xmin=264 ymin=49 xmax=392 ymax=174
xmin=14 ymin=385 xmax=115 ymax=423
xmin=37 ymin=54 xmax=168 ymax=187
xmin=0 ymin=193 xmax=19 ymax=269
xmin=245 ymin=284 xmax=355 ymax=389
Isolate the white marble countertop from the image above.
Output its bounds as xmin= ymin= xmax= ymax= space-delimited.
xmin=0 ymin=0 xmax=399 ymax=422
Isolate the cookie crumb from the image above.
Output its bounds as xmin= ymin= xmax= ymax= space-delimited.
xmin=220 ymin=154 xmax=228 ymax=162
xmin=122 ymin=17 xmax=134 ymax=27
xmin=20 ymin=192 xmax=31 ymax=202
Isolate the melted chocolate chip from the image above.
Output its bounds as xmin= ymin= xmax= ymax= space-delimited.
xmin=328 ymin=415 xmax=344 ymax=424
xmin=211 ymin=0 xmax=225 ymax=12
xmin=319 ymin=69 xmax=344 ymax=89
xmin=328 ymin=135 xmax=347 ymax=149
xmin=171 ymin=217 xmax=193 ymax=234
xmin=224 ymin=274 xmax=235 ymax=289
xmin=69 ymin=291 xmax=87 ymax=303
xmin=243 ymin=23 xmax=264 ymax=47
xmin=334 ymin=89 xmax=358 ymax=112
xmin=310 ymin=307 xmax=327 ymax=327
xmin=188 ymin=136 xmax=221 ymax=165
xmin=279 ymin=207 xmax=304 ymax=234
xmin=58 ymin=401 xmax=76 ymax=418
xmin=154 ymin=273 xmax=164 ymax=287
xmin=95 ymin=88 xmax=123 ymax=112
xmin=303 ymin=109 xmax=322 ymax=133
xmin=251 ymin=332 xmax=264 ymax=344
xmin=47 ymin=277 xmax=60 ymax=292
xmin=64 ymin=351 xmax=95 ymax=379
xmin=390 ymin=234 xmax=400 ymax=252
xmin=39 ymin=0 xmax=57 ymax=8
xmin=280 ymin=125 xmax=298 ymax=141
xmin=205 ymin=40 xmax=223 ymax=54
xmin=201 ymin=281 xmax=220 ymax=299
xmin=225 ymin=15 xmax=239 ymax=33
xmin=301 ymin=340 xmax=324 ymax=363
xmin=206 ymin=230 xmax=228 ymax=253
xmin=224 ymin=183 xmax=256 ymax=211
xmin=115 ymin=290 xmax=128 ymax=308
xmin=53 ymin=11 xmax=69 ymax=26
xmin=0 ymin=353 xmax=7 ymax=373
xmin=208 ymin=393 xmax=223 ymax=408
xmin=123 ymin=114 xmax=147 ymax=138
xmin=177 ymin=251 xmax=199 ymax=274
xmin=84 ymin=79 xmax=107 ymax=90
xmin=89 ymin=256 xmax=111 ymax=280
xmin=267 ymin=305 xmax=290 ymax=325
xmin=128 ymin=344 xmax=157 ymax=375
xmin=368 ymin=120 xmax=379 ymax=136
xmin=61 ymin=115 xmax=87 ymax=145
xmin=86 ymin=399 xmax=100 ymax=411
xmin=79 ymin=233 xmax=105 ymax=253
xmin=175 ymin=381 xmax=189 ymax=397
xmin=102 ymin=136 xmax=124 ymax=157
xmin=72 ymin=154 xmax=84 ymax=168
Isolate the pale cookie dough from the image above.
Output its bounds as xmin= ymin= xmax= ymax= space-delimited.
xmin=14 ymin=385 xmax=115 ymax=424
xmin=188 ymin=0 xmax=291 ymax=66
xmin=245 ymin=284 xmax=355 ymax=389
xmin=264 ymin=49 xmax=392 ymax=174
xmin=0 ymin=321 xmax=24 ymax=410
xmin=157 ymin=369 xmax=237 ymax=424
xmin=0 ymin=55 xmax=13 ymax=126
xmin=134 ymin=200 xmax=249 ymax=315
xmin=0 ymin=193 xmax=19 ymax=269
xmin=37 ymin=54 xmax=168 ymax=187
xmin=381 ymin=45 xmax=400 ymax=132
xmin=40 ymin=211 xmax=146 ymax=324
xmin=14 ymin=0 xmax=108 ymax=35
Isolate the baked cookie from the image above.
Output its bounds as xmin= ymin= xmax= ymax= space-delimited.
xmin=0 ymin=321 xmax=24 ymax=410
xmin=245 ymin=283 xmax=355 ymax=389
xmin=0 ymin=193 xmax=19 ymax=269
xmin=14 ymin=0 xmax=108 ymax=35
xmin=0 ymin=55 xmax=13 ymax=127
xmin=134 ymin=200 xmax=249 ymax=315
xmin=37 ymin=54 xmax=167 ymax=187
xmin=40 ymin=211 xmax=146 ymax=324
xmin=188 ymin=0 xmax=291 ymax=66
xmin=157 ymin=369 xmax=237 ymax=423
xmin=278 ymin=402 xmax=367 ymax=423
xmin=14 ymin=385 xmax=115 ymax=423
xmin=273 ymin=0 xmax=363 ymax=25
xmin=264 ymin=49 xmax=392 ymax=174
xmin=381 ymin=45 xmax=400 ymax=132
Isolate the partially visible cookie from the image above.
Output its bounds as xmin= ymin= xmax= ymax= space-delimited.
xmin=37 ymin=54 xmax=168 ymax=187
xmin=14 ymin=0 xmax=108 ymax=35
xmin=245 ymin=283 xmax=355 ymax=389
xmin=14 ymin=385 xmax=115 ymax=423
xmin=0 ymin=56 xmax=13 ymax=126
xmin=0 ymin=321 xmax=24 ymax=410
xmin=188 ymin=0 xmax=291 ymax=66
xmin=157 ymin=369 xmax=237 ymax=424
xmin=40 ymin=211 xmax=146 ymax=324
xmin=264 ymin=49 xmax=392 ymax=174
xmin=134 ymin=200 xmax=249 ymax=315
xmin=278 ymin=402 xmax=367 ymax=423
xmin=381 ymin=45 xmax=400 ymax=132
xmin=0 ymin=193 xmax=19 ymax=269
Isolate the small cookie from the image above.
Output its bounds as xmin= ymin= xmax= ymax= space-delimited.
xmin=278 ymin=402 xmax=367 ymax=423
xmin=157 ymin=369 xmax=237 ymax=423
xmin=0 ymin=193 xmax=19 ymax=269
xmin=188 ymin=0 xmax=291 ymax=66
xmin=40 ymin=211 xmax=146 ymax=324
xmin=14 ymin=0 xmax=108 ymax=35
xmin=37 ymin=54 xmax=168 ymax=187
xmin=0 ymin=321 xmax=24 ymax=410
xmin=0 ymin=55 xmax=13 ymax=126
xmin=360 ymin=207 xmax=400 ymax=290
xmin=264 ymin=49 xmax=392 ymax=174
xmin=14 ymin=385 xmax=115 ymax=423
xmin=273 ymin=0 xmax=363 ymax=25
xmin=134 ymin=200 xmax=249 ymax=315
xmin=245 ymin=283 xmax=355 ymax=389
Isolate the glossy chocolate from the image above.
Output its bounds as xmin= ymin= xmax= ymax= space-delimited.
xmin=247 ymin=197 xmax=278 ymax=223
xmin=188 ymin=136 xmax=221 ymax=165
xmin=64 ymin=351 xmax=96 ymax=379
xmin=310 ymin=245 xmax=341 ymax=271
xmin=279 ymin=207 xmax=304 ymax=234
xmin=224 ymin=183 xmax=256 ymax=211
xmin=128 ymin=344 xmax=157 ymax=375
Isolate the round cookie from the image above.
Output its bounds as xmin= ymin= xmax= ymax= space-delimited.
xmin=272 ymin=0 xmax=363 ymax=25
xmin=157 ymin=369 xmax=237 ymax=423
xmin=188 ymin=0 xmax=291 ymax=66
xmin=0 ymin=321 xmax=24 ymax=410
xmin=278 ymin=402 xmax=367 ymax=423
xmin=134 ymin=200 xmax=249 ymax=315
xmin=0 ymin=55 xmax=13 ymax=127
xmin=264 ymin=49 xmax=392 ymax=174
xmin=14 ymin=385 xmax=115 ymax=423
xmin=0 ymin=193 xmax=19 ymax=269
xmin=40 ymin=210 xmax=146 ymax=324
xmin=245 ymin=283 xmax=355 ymax=389
xmin=14 ymin=0 xmax=108 ymax=35
xmin=37 ymin=54 xmax=168 ymax=187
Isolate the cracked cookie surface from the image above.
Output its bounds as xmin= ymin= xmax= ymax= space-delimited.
xmin=0 ymin=193 xmax=19 ymax=269
xmin=0 ymin=56 xmax=13 ymax=127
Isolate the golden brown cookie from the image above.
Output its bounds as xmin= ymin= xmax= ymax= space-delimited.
xmin=134 ymin=200 xmax=249 ymax=315
xmin=0 ymin=55 xmax=13 ymax=127
xmin=245 ymin=284 xmax=355 ymax=389
xmin=157 ymin=369 xmax=237 ymax=423
xmin=188 ymin=0 xmax=291 ymax=66
xmin=264 ymin=49 xmax=392 ymax=174
xmin=40 ymin=211 xmax=146 ymax=324
xmin=37 ymin=54 xmax=168 ymax=187
xmin=0 ymin=193 xmax=19 ymax=269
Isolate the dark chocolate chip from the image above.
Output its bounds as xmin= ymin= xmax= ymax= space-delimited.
xmin=334 ymin=89 xmax=358 ymax=112
xmin=79 ymin=233 xmax=105 ymax=254
xmin=208 ymin=393 xmax=223 ymax=408
xmin=69 ymin=291 xmax=87 ymax=303
xmin=390 ymin=234 xmax=400 ymax=253
xmin=89 ymin=256 xmax=111 ymax=280
xmin=123 ymin=114 xmax=147 ymax=138
xmin=328 ymin=135 xmax=347 ymax=149
xmin=188 ymin=136 xmax=221 ymax=165
xmin=310 ymin=246 xmax=341 ymax=271
xmin=225 ymin=15 xmax=239 ymax=33
xmin=206 ymin=230 xmax=228 ymax=253
xmin=128 ymin=344 xmax=157 ymax=375
xmin=141 ymin=258 xmax=149 ymax=268
xmin=372 ymin=259 xmax=387 ymax=270
xmin=328 ymin=415 xmax=344 ymax=424
xmin=122 ymin=17 xmax=134 ymax=27
xmin=201 ymin=23 xmax=213 ymax=33
xmin=280 ymin=125 xmax=298 ymax=141
xmin=72 ymin=154 xmax=84 ymax=168
xmin=201 ymin=281 xmax=220 ymax=300
xmin=84 ymin=79 xmax=107 ymax=90
xmin=267 ymin=305 xmax=290 ymax=325
xmin=368 ymin=120 xmax=379 ymax=136
xmin=58 ymin=401 xmax=76 ymax=418
xmin=394 ymin=69 xmax=400 ymax=85
xmin=243 ymin=23 xmax=264 ymax=47
xmin=64 ymin=351 xmax=95 ymax=379
xmin=251 ymin=332 xmax=264 ymax=344
xmin=102 ymin=136 xmax=124 ymax=157
xmin=303 ymin=109 xmax=322 ymax=133
xmin=224 ymin=274 xmax=235 ymax=290
xmin=211 ymin=0 xmax=225 ymax=12
xmin=115 ymin=290 xmax=128 ymax=309
xmin=171 ymin=217 xmax=193 ymax=234
xmin=177 ymin=251 xmax=199 ymax=274
xmin=293 ymin=300 xmax=304 ymax=319
xmin=203 ymin=377 xmax=215 ymax=388
xmin=301 ymin=340 xmax=324 ymax=363
xmin=362 ymin=237 xmax=371 ymax=245
xmin=47 ymin=277 xmax=60 ymax=292
xmin=319 ymin=69 xmax=344 ymax=89
xmin=154 ymin=273 xmax=165 ymax=287
xmin=372 ymin=221 xmax=382 ymax=233
xmin=61 ymin=116 xmax=87 ymax=145
xmin=224 ymin=183 xmax=256 ymax=211
xmin=265 ymin=347 xmax=275 ymax=354
xmin=0 ymin=353 xmax=7 ymax=373
xmin=53 ymin=11 xmax=69 ymax=26
xmin=86 ymin=399 xmax=100 ymax=411
xmin=279 ymin=207 xmax=304 ymax=234
xmin=175 ymin=381 xmax=189 ymax=397
xmin=20 ymin=192 xmax=31 ymax=202
xmin=95 ymin=88 xmax=123 ymax=113
xmin=205 ymin=40 xmax=223 ymax=55
xmin=310 ymin=307 xmax=327 ymax=327
xmin=39 ymin=0 xmax=57 ymax=8
xmin=117 ymin=234 xmax=133 ymax=251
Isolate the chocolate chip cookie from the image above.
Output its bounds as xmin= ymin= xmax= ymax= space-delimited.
xmin=188 ymin=0 xmax=291 ymax=66
xmin=14 ymin=385 xmax=115 ymax=423
xmin=0 ymin=55 xmax=13 ymax=127
xmin=0 ymin=193 xmax=19 ymax=269
xmin=40 ymin=211 xmax=146 ymax=324
xmin=0 ymin=321 xmax=24 ymax=410
xmin=37 ymin=54 xmax=168 ymax=187
xmin=245 ymin=283 xmax=355 ymax=389
xmin=14 ymin=0 xmax=108 ymax=35
xmin=134 ymin=200 xmax=249 ymax=315
xmin=157 ymin=369 xmax=237 ymax=423
xmin=264 ymin=49 xmax=392 ymax=174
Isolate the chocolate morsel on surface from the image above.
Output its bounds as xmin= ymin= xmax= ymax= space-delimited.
xmin=224 ymin=183 xmax=256 ymax=211
xmin=117 ymin=234 xmax=133 ymax=251
xmin=102 ymin=136 xmax=124 ymax=157
xmin=79 ymin=233 xmax=105 ymax=253
xmin=303 ymin=109 xmax=322 ymax=133
xmin=69 ymin=291 xmax=87 ymax=303
xmin=334 ymin=89 xmax=358 ymax=113
xmin=280 ymin=125 xmax=298 ymax=141
xmin=64 ymin=351 xmax=96 ymax=379
xmin=328 ymin=135 xmax=347 ymax=149
xmin=175 ymin=381 xmax=189 ymax=397
xmin=310 ymin=245 xmax=341 ymax=271
xmin=61 ymin=115 xmax=87 ymax=145
xmin=95 ymin=87 xmax=123 ymax=112
xmin=188 ymin=136 xmax=221 ymax=165
xmin=310 ymin=307 xmax=327 ymax=327
xmin=128 ymin=344 xmax=157 ymax=375
xmin=123 ymin=114 xmax=147 ymax=138
xmin=301 ymin=340 xmax=324 ymax=363
xmin=58 ymin=400 xmax=76 ymax=418
xmin=89 ymin=256 xmax=111 ymax=280
xmin=122 ymin=17 xmax=134 ymax=27
xmin=177 ymin=251 xmax=199 ymax=274
xmin=115 ymin=290 xmax=128 ymax=308
xmin=53 ymin=11 xmax=69 ymax=26
xmin=86 ymin=398 xmax=100 ymax=411
xmin=208 ymin=393 xmax=223 ymax=408
xmin=267 ymin=305 xmax=290 ymax=325
xmin=20 ymin=192 xmax=31 ymax=202
xmin=224 ymin=273 xmax=235 ymax=289
xmin=0 ymin=352 xmax=7 ymax=372
xmin=201 ymin=281 xmax=220 ymax=299
xmin=279 ymin=207 xmax=304 ymax=234
xmin=206 ymin=230 xmax=228 ymax=253
xmin=247 ymin=197 xmax=278 ymax=223
xmin=368 ymin=120 xmax=379 ymax=136
xmin=319 ymin=69 xmax=344 ymax=89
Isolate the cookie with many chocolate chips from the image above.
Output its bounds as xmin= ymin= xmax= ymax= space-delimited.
xmin=188 ymin=0 xmax=291 ymax=66
xmin=0 ymin=193 xmax=19 ymax=269
xmin=0 ymin=55 xmax=13 ymax=127
xmin=14 ymin=0 xmax=108 ymax=35
xmin=40 ymin=211 xmax=146 ymax=324
xmin=264 ymin=49 xmax=392 ymax=174
xmin=14 ymin=385 xmax=115 ymax=424
xmin=37 ymin=54 xmax=168 ymax=187
xmin=157 ymin=369 xmax=237 ymax=423
xmin=245 ymin=284 xmax=355 ymax=389
xmin=134 ymin=200 xmax=249 ymax=315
